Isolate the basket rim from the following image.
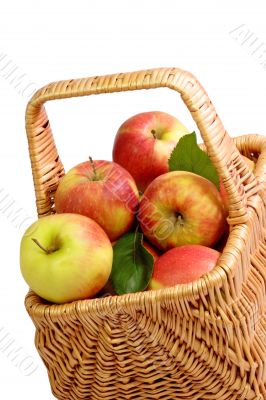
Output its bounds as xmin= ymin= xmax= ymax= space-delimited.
xmin=24 ymin=271 xmax=221 ymax=316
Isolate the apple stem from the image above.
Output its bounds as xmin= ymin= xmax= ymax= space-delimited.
xmin=151 ymin=129 xmax=156 ymax=139
xmin=176 ymin=214 xmax=185 ymax=226
xmin=32 ymin=238 xmax=52 ymax=254
xmin=89 ymin=156 xmax=98 ymax=181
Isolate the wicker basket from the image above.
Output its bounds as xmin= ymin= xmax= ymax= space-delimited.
xmin=24 ymin=68 xmax=266 ymax=400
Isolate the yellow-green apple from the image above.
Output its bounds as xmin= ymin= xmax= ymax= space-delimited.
xmin=20 ymin=213 xmax=113 ymax=304
xmin=220 ymin=155 xmax=255 ymax=216
xmin=54 ymin=160 xmax=139 ymax=241
xmin=112 ymin=111 xmax=190 ymax=192
xmin=138 ymin=171 xmax=227 ymax=251
xmin=149 ymin=244 xmax=220 ymax=289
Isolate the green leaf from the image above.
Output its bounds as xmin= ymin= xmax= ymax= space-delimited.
xmin=110 ymin=231 xmax=154 ymax=295
xmin=168 ymin=132 xmax=220 ymax=189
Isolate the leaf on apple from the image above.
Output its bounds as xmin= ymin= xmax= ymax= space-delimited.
xmin=110 ymin=231 xmax=154 ymax=295
xmin=168 ymin=132 xmax=220 ymax=189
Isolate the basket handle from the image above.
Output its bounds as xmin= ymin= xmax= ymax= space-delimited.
xmin=25 ymin=67 xmax=258 ymax=223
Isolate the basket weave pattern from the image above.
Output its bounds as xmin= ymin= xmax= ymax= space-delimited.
xmin=25 ymin=68 xmax=266 ymax=399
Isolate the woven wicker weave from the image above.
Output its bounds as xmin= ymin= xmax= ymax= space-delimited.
xmin=24 ymin=68 xmax=266 ymax=399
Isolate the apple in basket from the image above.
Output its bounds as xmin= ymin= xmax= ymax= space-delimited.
xmin=54 ymin=159 xmax=139 ymax=241
xmin=149 ymin=245 xmax=221 ymax=289
xmin=112 ymin=111 xmax=190 ymax=192
xmin=138 ymin=170 xmax=227 ymax=251
xmin=20 ymin=213 xmax=113 ymax=304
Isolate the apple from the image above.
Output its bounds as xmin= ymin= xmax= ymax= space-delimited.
xmin=20 ymin=213 xmax=113 ymax=304
xmin=149 ymin=245 xmax=220 ymax=289
xmin=112 ymin=111 xmax=190 ymax=192
xmin=138 ymin=171 xmax=227 ymax=251
xmin=220 ymin=155 xmax=255 ymax=216
xmin=54 ymin=159 xmax=139 ymax=241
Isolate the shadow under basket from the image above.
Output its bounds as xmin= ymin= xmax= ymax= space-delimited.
xmin=24 ymin=67 xmax=266 ymax=400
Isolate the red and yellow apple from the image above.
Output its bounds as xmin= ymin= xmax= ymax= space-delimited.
xmin=20 ymin=213 xmax=113 ymax=304
xmin=54 ymin=160 xmax=139 ymax=241
xmin=112 ymin=111 xmax=190 ymax=192
xmin=139 ymin=171 xmax=227 ymax=251
xmin=149 ymin=244 xmax=220 ymax=289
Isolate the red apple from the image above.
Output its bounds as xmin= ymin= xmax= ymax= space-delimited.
xmin=149 ymin=245 xmax=220 ymax=289
xmin=112 ymin=111 xmax=190 ymax=192
xmin=20 ymin=213 xmax=113 ymax=304
xmin=54 ymin=160 xmax=139 ymax=241
xmin=138 ymin=171 xmax=226 ymax=251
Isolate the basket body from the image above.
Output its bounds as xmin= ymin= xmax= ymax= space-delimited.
xmin=24 ymin=68 xmax=266 ymax=399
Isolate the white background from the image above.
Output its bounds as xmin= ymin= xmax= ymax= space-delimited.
xmin=0 ymin=1 xmax=266 ymax=398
